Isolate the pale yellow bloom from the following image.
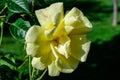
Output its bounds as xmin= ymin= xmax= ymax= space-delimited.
xmin=25 ymin=2 xmax=92 ymax=76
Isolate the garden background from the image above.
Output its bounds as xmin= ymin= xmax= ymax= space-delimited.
xmin=0 ymin=0 xmax=120 ymax=80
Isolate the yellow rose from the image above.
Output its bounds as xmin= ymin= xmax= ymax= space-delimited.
xmin=25 ymin=2 xmax=92 ymax=76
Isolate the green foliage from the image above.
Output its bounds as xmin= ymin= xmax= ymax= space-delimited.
xmin=6 ymin=0 xmax=30 ymax=19
xmin=8 ymin=0 xmax=29 ymax=13
xmin=0 ymin=50 xmax=29 ymax=80
xmin=0 ymin=0 xmax=6 ymax=9
xmin=0 ymin=0 xmax=32 ymax=79
xmin=89 ymin=25 xmax=120 ymax=44
xmin=0 ymin=51 xmax=16 ymax=69
xmin=10 ymin=18 xmax=31 ymax=40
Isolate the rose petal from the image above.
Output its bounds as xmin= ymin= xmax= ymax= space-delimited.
xmin=25 ymin=25 xmax=41 ymax=43
xmin=56 ymin=54 xmax=79 ymax=73
xmin=25 ymin=26 xmax=51 ymax=57
xmin=32 ymin=57 xmax=46 ymax=70
xmin=57 ymin=35 xmax=70 ymax=58
xmin=48 ymin=61 xmax=60 ymax=76
xmin=26 ymin=44 xmax=39 ymax=56
xmin=53 ymin=20 xmax=66 ymax=37
xmin=69 ymin=35 xmax=90 ymax=61
xmin=32 ymin=52 xmax=55 ymax=70
xmin=64 ymin=26 xmax=74 ymax=34
xmin=64 ymin=7 xmax=92 ymax=34
xmin=35 ymin=2 xmax=63 ymax=28
xmin=81 ymin=41 xmax=91 ymax=62
xmin=40 ymin=50 xmax=55 ymax=66
xmin=50 ymin=43 xmax=79 ymax=73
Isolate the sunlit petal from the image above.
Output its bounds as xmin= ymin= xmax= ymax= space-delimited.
xmin=64 ymin=7 xmax=92 ymax=34
xmin=56 ymin=54 xmax=79 ymax=73
xmin=81 ymin=41 xmax=91 ymax=62
xmin=50 ymin=43 xmax=79 ymax=73
xmin=32 ymin=57 xmax=46 ymax=70
xmin=57 ymin=35 xmax=70 ymax=58
xmin=48 ymin=61 xmax=60 ymax=76
xmin=25 ymin=25 xmax=41 ymax=43
xmin=40 ymin=51 xmax=55 ymax=66
xmin=69 ymin=35 xmax=89 ymax=61
xmin=26 ymin=44 xmax=39 ymax=56
xmin=53 ymin=20 xmax=66 ymax=37
xmin=57 ymin=55 xmax=79 ymax=73
xmin=51 ymin=45 xmax=79 ymax=73
xmin=35 ymin=2 xmax=63 ymax=28
xmin=64 ymin=26 xmax=74 ymax=34
xmin=25 ymin=26 xmax=51 ymax=57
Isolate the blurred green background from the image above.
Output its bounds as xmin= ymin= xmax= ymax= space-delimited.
xmin=0 ymin=0 xmax=120 ymax=80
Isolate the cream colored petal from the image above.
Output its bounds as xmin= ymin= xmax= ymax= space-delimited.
xmin=35 ymin=2 xmax=63 ymax=28
xmin=48 ymin=61 xmax=60 ymax=76
xmin=81 ymin=41 xmax=91 ymax=62
xmin=50 ymin=44 xmax=79 ymax=73
xmin=40 ymin=50 xmax=55 ymax=66
xmin=26 ymin=43 xmax=39 ymax=57
xmin=36 ymin=42 xmax=51 ymax=57
xmin=69 ymin=35 xmax=90 ymax=61
xmin=56 ymin=55 xmax=79 ymax=73
xmin=64 ymin=26 xmax=74 ymax=34
xmin=53 ymin=20 xmax=66 ymax=37
xmin=57 ymin=35 xmax=71 ymax=58
xmin=26 ymin=25 xmax=49 ymax=43
xmin=64 ymin=7 xmax=92 ymax=34
xmin=32 ymin=50 xmax=55 ymax=71
xmin=25 ymin=25 xmax=51 ymax=57
xmin=25 ymin=25 xmax=41 ymax=43
xmin=57 ymin=40 xmax=70 ymax=58
xmin=32 ymin=57 xmax=46 ymax=70
xmin=44 ymin=27 xmax=55 ymax=40
xmin=53 ymin=21 xmax=73 ymax=37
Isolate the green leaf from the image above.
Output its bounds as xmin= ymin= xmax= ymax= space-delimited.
xmin=6 ymin=10 xmax=15 ymax=20
xmin=88 ymin=25 xmax=120 ymax=44
xmin=1 ymin=57 xmax=16 ymax=67
xmin=10 ymin=18 xmax=31 ymax=40
xmin=7 ymin=0 xmax=30 ymax=13
xmin=0 ymin=0 xmax=6 ymax=9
